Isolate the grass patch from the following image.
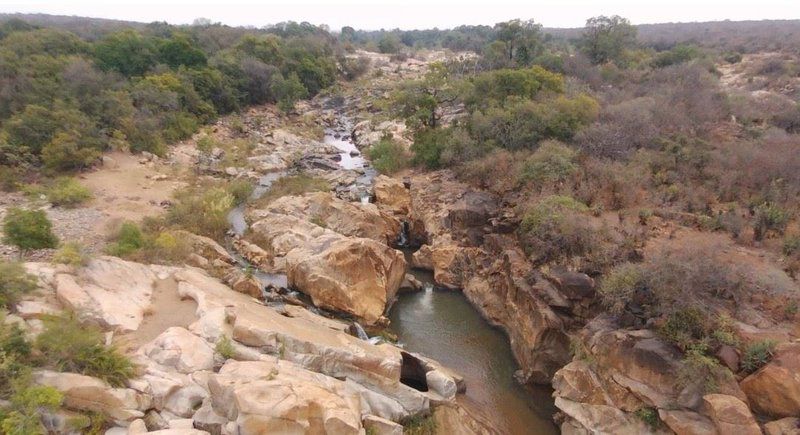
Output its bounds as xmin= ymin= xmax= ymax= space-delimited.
xmin=402 ymin=414 xmax=436 ymax=435
xmin=255 ymin=174 xmax=329 ymax=206
xmin=53 ymin=242 xmax=90 ymax=267
xmin=0 ymin=262 xmax=38 ymax=309
xmin=741 ymin=340 xmax=777 ymax=374
xmin=166 ymin=186 xmax=235 ymax=241
xmin=43 ymin=177 xmax=92 ymax=208
xmin=215 ymin=335 xmax=235 ymax=360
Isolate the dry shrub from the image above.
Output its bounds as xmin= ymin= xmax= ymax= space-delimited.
xmin=576 ymin=97 xmax=659 ymax=159
xmin=459 ymin=149 xmax=526 ymax=194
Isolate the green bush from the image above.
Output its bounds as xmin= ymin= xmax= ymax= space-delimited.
xmin=519 ymin=140 xmax=578 ymax=185
xmin=659 ymin=308 xmax=709 ymax=351
xmin=754 ymin=202 xmax=789 ymax=240
xmin=0 ymin=320 xmax=33 ymax=398
xmin=36 ymin=313 xmax=135 ymax=387
xmin=410 ymin=128 xmax=451 ymax=169
xmin=53 ymin=242 xmax=90 ymax=267
xmin=599 ymin=263 xmax=646 ymax=315
xmin=782 ymin=235 xmax=800 ymax=256
xmin=0 ymin=262 xmax=38 ymax=309
xmin=678 ymin=346 xmax=732 ymax=394
xmin=227 ymin=179 xmax=254 ymax=205
xmin=741 ymin=340 xmax=777 ymax=374
xmin=44 ymin=177 xmax=92 ymax=208
xmin=634 ymin=407 xmax=660 ymax=430
xmin=368 ymin=136 xmax=408 ymax=174
xmin=402 ymin=414 xmax=436 ymax=435
xmin=519 ymin=195 xmax=598 ymax=263
xmin=2 ymin=208 xmax=59 ymax=253
xmin=0 ymin=385 xmax=63 ymax=435
xmin=106 ymin=221 xmax=144 ymax=257
xmin=215 ymin=335 xmax=235 ymax=360
xmin=167 ymin=187 xmax=234 ymax=241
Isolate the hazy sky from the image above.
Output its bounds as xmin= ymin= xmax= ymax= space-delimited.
xmin=1 ymin=0 xmax=797 ymax=30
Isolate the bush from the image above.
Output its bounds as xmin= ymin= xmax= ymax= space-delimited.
xmin=678 ymin=346 xmax=731 ymax=394
xmin=44 ymin=177 xmax=92 ymax=208
xmin=0 ymin=321 xmax=33 ymax=398
xmin=53 ymin=242 xmax=89 ymax=267
xmin=2 ymin=208 xmax=59 ymax=253
xmin=519 ymin=195 xmax=598 ymax=263
xmin=659 ymin=308 xmax=709 ymax=351
xmin=106 ymin=221 xmax=144 ymax=257
xmin=0 ymin=262 xmax=38 ymax=309
xmin=783 ymin=235 xmax=800 ymax=257
xmin=227 ymin=179 xmax=254 ymax=205
xmin=215 ymin=335 xmax=235 ymax=360
xmin=402 ymin=414 xmax=436 ymax=435
xmin=410 ymin=128 xmax=451 ymax=169
xmin=599 ymin=263 xmax=646 ymax=315
xmin=35 ymin=313 xmax=135 ymax=387
xmin=41 ymin=131 xmax=100 ymax=172
xmin=167 ymin=187 xmax=235 ymax=241
xmin=741 ymin=340 xmax=777 ymax=374
xmin=0 ymin=385 xmax=63 ymax=435
xmin=754 ymin=202 xmax=789 ymax=240
xmin=519 ymin=140 xmax=578 ymax=186
xmin=634 ymin=407 xmax=660 ymax=430
xmin=367 ymin=136 xmax=408 ymax=174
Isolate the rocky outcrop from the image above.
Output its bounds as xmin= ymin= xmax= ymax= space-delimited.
xmin=373 ymin=175 xmax=411 ymax=216
xmin=701 ymin=394 xmax=761 ymax=435
xmin=247 ymin=210 xmax=406 ymax=324
xmin=740 ymin=342 xmax=800 ymax=418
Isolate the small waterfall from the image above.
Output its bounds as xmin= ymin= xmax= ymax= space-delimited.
xmin=352 ymin=322 xmax=370 ymax=341
xmin=396 ymin=221 xmax=410 ymax=247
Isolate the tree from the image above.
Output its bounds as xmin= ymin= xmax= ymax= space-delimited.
xmin=272 ymin=72 xmax=308 ymax=112
xmin=377 ymin=33 xmax=402 ymax=54
xmin=41 ymin=131 xmax=100 ymax=171
xmin=581 ymin=15 xmax=637 ymax=65
xmin=391 ymin=62 xmax=458 ymax=130
xmin=493 ymin=19 xmax=542 ymax=66
xmin=94 ymin=30 xmax=157 ymax=76
xmin=2 ymin=208 xmax=59 ymax=254
xmin=157 ymin=34 xmax=207 ymax=68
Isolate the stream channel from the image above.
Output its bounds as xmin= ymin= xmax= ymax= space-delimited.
xmin=225 ymin=119 xmax=557 ymax=434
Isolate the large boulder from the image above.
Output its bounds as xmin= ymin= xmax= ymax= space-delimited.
xmin=763 ymin=417 xmax=800 ymax=435
xmin=740 ymin=342 xmax=800 ymax=418
xmin=373 ymin=175 xmax=411 ymax=216
xmin=52 ymin=257 xmax=158 ymax=332
xmin=142 ymin=327 xmax=216 ymax=374
xmin=258 ymin=192 xmax=400 ymax=244
xmin=248 ymin=212 xmax=406 ymax=324
xmin=208 ymin=360 xmax=363 ymax=434
xmin=701 ymin=394 xmax=761 ymax=435
xmin=34 ymin=370 xmax=151 ymax=421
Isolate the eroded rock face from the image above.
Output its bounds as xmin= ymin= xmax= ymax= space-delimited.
xmin=740 ymin=342 xmax=800 ymax=418
xmin=247 ymin=211 xmax=406 ymax=324
xmin=373 ymin=175 xmax=411 ymax=216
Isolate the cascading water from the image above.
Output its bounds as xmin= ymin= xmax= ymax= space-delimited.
xmin=395 ymin=221 xmax=410 ymax=247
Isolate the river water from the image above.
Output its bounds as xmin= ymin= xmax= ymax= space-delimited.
xmin=389 ymin=264 xmax=558 ymax=435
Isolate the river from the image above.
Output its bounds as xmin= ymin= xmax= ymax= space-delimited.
xmin=227 ymin=118 xmax=558 ymax=434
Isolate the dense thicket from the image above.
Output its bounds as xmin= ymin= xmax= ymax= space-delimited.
xmin=0 ymin=17 xmax=338 ymax=174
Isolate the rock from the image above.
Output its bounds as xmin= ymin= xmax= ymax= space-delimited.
xmin=764 ymin=417 xmax=800 ymax=435
xmin=144 ymin=409 xmax=170 ymax=431
xmin=148 ymin=430 xmax=209 ymax=435
xmin=554 ymin=397 xmax=653 ymax=434
xmin=193 ymin=398 xmax=228 ymax=435
xmin=715 ymin=345 xmax=740 ymax=372
xmin=53 ymin=257 xmax=158 ymax=332
xmin=286 ymin=237 xmax=406 ymax=324
xmin=129 ymin=419 xmax=148 ymax=434
xmin=400 ymin=273 xmax=423 ymax=292
xmin=248 ymin=212 xmax=406 ymax=324
xmin=658 ymin=409 xmax=716 ymax=435
xmin=211 ymin=147 xmax=225 ymax=159
xmin=551 ymin=361 xmax=640 ymax=412
xmin=15 ymin=300 xmax=60 ymax=319
xmin=363 ymin=415 xmax=403 ymax=435
xmin=34 ymin=370 xmax=151 ymax=421
xmin=142 ymin=327 xmax=216 ymax=374
xmin=702 ymin=394 xmax=761 ymax=435
xmin=545 ymin=268 xmax=595 ymax=300
xmin=177 ymin=231 xmax=235 ymax=266
xmin=223 ymin=268 xmax=262 ymax=298
xmin=411 ymin=245 xmax=434 ymax=270
xmin=426 ymin=369 xmax=457 ymax=399
xmin=224 ymin=167 xmax=239 ymax=176
xmin=374 ymin=175 xmax=411 ymax=216
xmin=741 ymin=342 xmax=800 ymax=418
xmin=208 ymin=360 xmax=362 ymax=434
xmin=259 ymin=192 xmax=400 ymax=244
xmin=232 ymin=239 xmax=271 ymax=271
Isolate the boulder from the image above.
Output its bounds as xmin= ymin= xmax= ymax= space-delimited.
xmin=374 ymin=175 xmax=411 ymax=216
xmin=701 ymin=394 xmax=761 ymax=435
xmin=658 ymin=410 xmax=716 ymax=435
xmin=554 ymin=397 xmax=653 ymax=434
xmin=411 ymin=245 xmax=434 ymax=270
xmin=741 ymin=342 xmax=800 ymax=418
xmin=53 ymin=257 xmax=158 ymax=332
xmin=208 ymin=360 xmax=363 ymax=434
xmin=764 ymin=417 xmax=800 ymax=435
xmin=34 ymin=370 xmax=151 ymax=421
xmin=545 ymin=268 xmax=595 ymax=301
xmin=286 ymin=238 xmax=406 ymax=324
xmin=142 ymin=327 xmax=215 ymax=374
xmin=363 ymin=415 xmax=403 ymax=435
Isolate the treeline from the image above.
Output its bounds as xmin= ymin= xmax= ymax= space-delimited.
xmin=0 ymin=17 xmax=338 ymax=175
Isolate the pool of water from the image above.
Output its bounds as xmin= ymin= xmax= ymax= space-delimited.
xmin=389 ymin=267 xmax=558 ymax=435
xmin=325 ymin=130 xmax=365 ymax=170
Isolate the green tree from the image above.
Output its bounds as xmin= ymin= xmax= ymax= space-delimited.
xmin=581 ymin=15 xmax=637 ymax=65
xmin=377 ymin=33 xmax=402 ymax=54
xmin=493 ymin=19 xmax=542 ymax=65
xmin=2 ymin=208 xmax=59 ymax=254
xmin=272 ymin=72 xmax=308 ymax=112
xmin=94 ymin=30 xmax=157 ymax=76
xmin=157 ymin=34 xmax=207 ymax=68
xmin=391 ymin=62 xmax=457 ymax=130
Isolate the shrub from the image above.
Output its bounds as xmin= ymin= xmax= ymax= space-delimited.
xmin=0 ymin=320 xmax=33 ymax=398
xmin=105 ymin=221 xmax=144 ymax=257
xmin=519 ymin=140 xmax=578 ymax=186
xmin=227 ymin=179 xmax=254 ymax=205
xmin=167 ymin=187 xmax=234 ymax=241
xmin=36 ymin=313 xmax=134 ymax=387
xmin=599 ymin=263 xmax=646 ymax=315
xmin=659 ymin=308 xmax=710 ymax=351
xmin=741 ymin=340 xmax=777 ymax=374
xmin=783 ymin=235 xmax=800 ymax=257
xmin=0 ymin=385 xmax=63 ymax=435
xmin=678 ymin=346 xmax=731 ymax=394
xmin=519 ymin=195 xmax=597 ymax=263
xmin=215 ymin=335 xmax=235 ymax=360
xmin=0 ymin=262 xmax=38 ymax=309
xmin=635 ymin=407 xmax=660 ymax=430
xmin=367 ymin=136 xmax=408 ymax=174
xmin=53 ymin=242 xmax=89 ymax=267
xmin=41 ymin=131 xmax=100 ymax=172
xmin=44 ymin=177 xmax=92 ymax=207
xmin=753 ymin=202 xmax=789 ymax=240
xmin=402 ymin=414 xmax=436 ymax=435
xmin=2 ymin=208 xmax=59 ymax=253
xmin=410 ymin=128 xmax=450 ymax=169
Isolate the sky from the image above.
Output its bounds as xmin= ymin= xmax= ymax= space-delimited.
xmin=1 ymin=0 xmax=798 ymax=30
